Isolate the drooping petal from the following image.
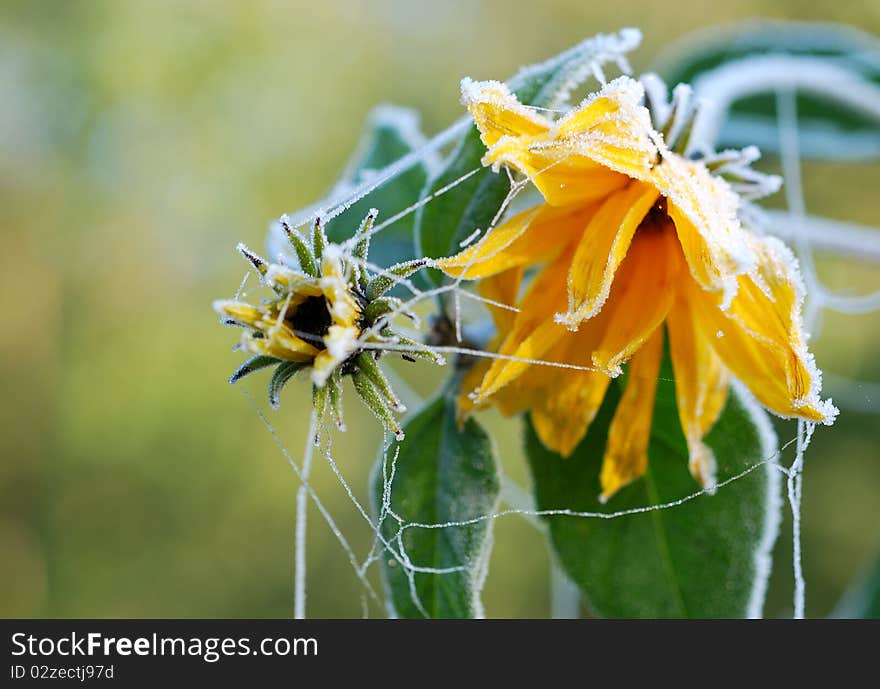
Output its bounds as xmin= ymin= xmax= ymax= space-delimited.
xmin=528 ymin=331 xmax=613 ymax=457
xmin=436 ymin=203 xmax=592 ymax=280
xmin=478 ymin=266 xmax=523 ymax=333
xmin=666 ymin=297 xmax=730 ymax=489
xmin=473 ymin=249 xmax=573 ymax=399
xmin=557 ymin=181 xmax=659 ymax=328
xmin=590 ymin=224 xmax=681 ymax=376
xmin=685 ymin=234 xmax=837 ymax=424
xmin=653 ymin=152 xmax=756 ymax=303
xmin=600 ymin=325 xmax=664 ymax=501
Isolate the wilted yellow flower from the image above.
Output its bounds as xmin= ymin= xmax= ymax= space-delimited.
xmin=438 ymin=76 xmax=837 ymax=500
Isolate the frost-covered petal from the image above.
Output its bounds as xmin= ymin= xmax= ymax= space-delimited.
xmin=590 ymin=226 xmax=680 ymax=376
xmin=476 ymin=77 xmax=659 ymax=207
xmin=653 ymin=152 xmax=756 ymax=303
xmin=461 ymin=77 xmax=553 ymax=147
xmin=312 ymin=324 xmax=360 ymax=386
xmin=478 ymin=266 xmax=523 ymax=333
xmin=666 ymin=297 xmax=730 ymax=489
xmin=240 ymin=329 xmax=320 ymax=362
xmin=685 ymin=234 xmax=837 ymax=424
xmin=549 ymin=76 xmax=658 ymax=180
xmin=599 ymin=326 xmax=664 ymax=501
xmin=528 ymin=334 xmax=612 ymax=458
xmin=474 ymin=249 xmax=572 ymax=400
xmin=436 ymin=203 xmax=592 ymax=280
xmin=557 ymin=180 xmax=659 ymax=328
xmin=320 ymin=248 xmax=361 ymax=328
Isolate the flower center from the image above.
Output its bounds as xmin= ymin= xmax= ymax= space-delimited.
xmin=638 ymin=196 xmax=670 ymax=234
xmin=287 ymin=296 xmax=333 ymax=345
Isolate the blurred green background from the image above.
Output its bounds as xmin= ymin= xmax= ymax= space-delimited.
xmin=1 ymin=0 xmax=878 ymax=618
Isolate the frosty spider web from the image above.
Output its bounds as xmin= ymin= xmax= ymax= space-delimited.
xmin=232 ymin=30 xmax=880 ymax=620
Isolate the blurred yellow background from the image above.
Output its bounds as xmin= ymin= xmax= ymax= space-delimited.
xmin=1 ymin=0 xmax=878 ymax=618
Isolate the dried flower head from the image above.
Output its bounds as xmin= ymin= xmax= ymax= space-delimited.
xmin=214 ymin=211 xmax=443 ymax=440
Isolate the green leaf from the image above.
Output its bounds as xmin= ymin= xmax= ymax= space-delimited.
xmin=370 ymin=377 xmax=500 ymax=618
xmin=323 ymin=105 xmax=436 ymax=275
xmin=416 ymin=30 xmax=642 ymax=287
xmin=656 ymin=21 xmax=880 ymax=160
xmin=832 ymin=554 xmax=880 ymax=618
xmin=525 ymin=357 xmax=782 ymax=618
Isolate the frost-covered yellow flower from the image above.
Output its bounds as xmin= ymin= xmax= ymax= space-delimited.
xmin=213 ymin=214 xmax=438 ymax=439
xmin=438 ymin=76 xmax=837 ymax=500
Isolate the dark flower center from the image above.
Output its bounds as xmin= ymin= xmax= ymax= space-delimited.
xmin=287 ymin=296 xmax=332 ymax=344
xmin=638 ymin=196 xmax=670 ymax=234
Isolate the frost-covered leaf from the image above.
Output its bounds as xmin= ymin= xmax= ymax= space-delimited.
xmin=371 ymin=377 xmax=499 ymax=618
xmin=657 ymin=21 xmax=880 ymax=160
xmin=525 ymin=358 xmax=782 ymax=618
xmin=832 ymin=554 xmax=880 ymax=619
xmin=416 ymin=29 xmax=642 ymax=286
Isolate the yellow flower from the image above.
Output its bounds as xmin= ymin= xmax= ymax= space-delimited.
xmin=439 ymin=76 xmax=837 ymax=501
xmin=215 ymin=245 xmax=362 ymax=386
xmin=213 ymin=214 xmax=439 ymax=439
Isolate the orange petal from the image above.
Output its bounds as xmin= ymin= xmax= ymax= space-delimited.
xmin=461 ymin=77 xmax=552 ymax=147
xmin=478 ymin=266 xmax=523 ymax=333
xmin=591 ymin=224 xmax=680 ymax=376
xmin=600 ymin=326 xmax=664 ymax=501
xmin=475 ymin=249 xmax=573 ymax=399
xmin=686 ymin=234 xmax=837 ymax=424
xmin=666 ymin=297 xmax=730 ymax=488
xmin=557 ymin=181 xmax=659 ymax=328
xmin=436 ymin=203 xmax=590 ymax=279
xmin=653 ymin=152 xmax=756 ymax=302
xmin=476 ymin=77 xmax=658 ymax=207
xmin=528 ymin=330 xmax=613 ymax=457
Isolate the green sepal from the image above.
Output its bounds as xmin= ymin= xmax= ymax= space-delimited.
xmin=229 ymin=355 xmax=280 ymax=385
xmin=353 ymin=209 xmax=377 ymax=290
xmin=326 ymin=371 xmax=346 ymax=431
xmin=352 ymin=371 xmax=403 ymax=440
xmin=366 ymin=260 xmax=428 ymax=301
xmin=363 ymin=296 xmax=402 ymax=325
xmin=356 ymin=352 xmax=403 ymax=412
xmin=268 ymin=361 xmax=306 ymax=410
xmin=281 ymin=217 xmax=318 ymax=277
xmin=311 ymin=217 xmax=327 ymax=261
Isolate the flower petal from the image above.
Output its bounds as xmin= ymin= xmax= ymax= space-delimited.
xmin=653 ymin=152 xmax=756 ymax=303
xmin=529 ymin=334 xmax=613 ymax=457
xmin=591 ymin=225 xmax=680 ymax=376
xmin=557 ymin=181 xmax=659 ymax=328
xmin=600 ymin=325 xmax=664 ymax=501
xmin=312 ymin=324 xmax=360 ymax=386
xmin=666 ymin=297 xmax=730 ymax=489
xmin=474 ymin=249 xmax=572 ymax=399
xmin=240 ymin=329 xmax=320 ymax=362
xmin=461 ymin=78 xmax=552 ymax=147
xmin=436 ymin=203 xmax=590 ymax=279
xmin=477 ymin=77 xmax=658 ymax=207
xmin=686 ymin=234 xmax=837 ymax=424
xmin=478 ymin=266 xmax=523 ymax=333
